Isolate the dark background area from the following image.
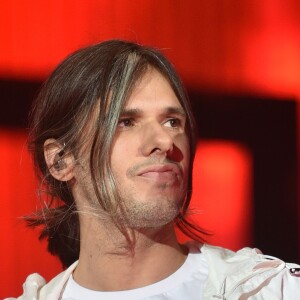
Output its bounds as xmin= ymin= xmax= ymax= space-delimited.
xmin=191 ymin=92 xmax=298 ymax=262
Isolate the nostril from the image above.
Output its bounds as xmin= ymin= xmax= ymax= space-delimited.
xmin=150 ymin=148 xmax=162 ymax=155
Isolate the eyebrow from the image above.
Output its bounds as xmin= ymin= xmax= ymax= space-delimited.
xmin=120 ymin=106 xmax=186 ymax=118
xmin=119 ymin=108 xmax=141 ymax=117
xmin=165 ymin=106 xmax=186 ymax=117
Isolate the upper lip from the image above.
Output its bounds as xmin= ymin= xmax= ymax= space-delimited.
xmin=136 ymin=163 xmax=182 ymax=176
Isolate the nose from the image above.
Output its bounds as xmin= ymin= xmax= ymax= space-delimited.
xmin=140 ymin=122 xmax=174 ymax=157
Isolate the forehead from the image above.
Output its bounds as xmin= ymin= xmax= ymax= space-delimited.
xmin=124 ymin=69 xmax=184 ymax=112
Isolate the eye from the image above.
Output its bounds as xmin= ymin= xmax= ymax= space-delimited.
xmin=118 ymin=118 xmax=135 ymax=128
xmin=164 ymin=118 xmax=182 ymax=128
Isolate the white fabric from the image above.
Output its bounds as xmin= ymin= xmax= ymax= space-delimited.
xmin=61 ymin=244 xmax=208 ymax=300
xmin=201 ymin=245 xmax=300 ymax=299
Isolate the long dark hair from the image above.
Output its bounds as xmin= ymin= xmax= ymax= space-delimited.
xmin=27 ymin=40 xmax=206 ymax=268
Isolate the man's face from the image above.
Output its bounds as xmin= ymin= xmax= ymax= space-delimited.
xmin=110 ymin=69 xmax=190 ymax=228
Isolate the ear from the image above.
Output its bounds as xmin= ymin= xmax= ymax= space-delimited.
xmin=44 ymin=139 xmax=75 ymax=181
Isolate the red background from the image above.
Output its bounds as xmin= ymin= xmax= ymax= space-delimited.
xmin=1 ymin=0 xmax=299 ymax=297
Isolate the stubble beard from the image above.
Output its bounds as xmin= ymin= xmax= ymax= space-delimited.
xmin=74 ymin=159 xmax=186 ymax=231
xmin=115 ymin=184 xmax=186 ymax=230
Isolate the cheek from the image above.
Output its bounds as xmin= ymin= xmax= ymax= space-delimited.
xmin=176 ymin=134 xmax=190 ymax=163
xmin=110 ymin=135 xmax=136 ymax=175
xmin=110 ymin=141 xmax=123 ymax=175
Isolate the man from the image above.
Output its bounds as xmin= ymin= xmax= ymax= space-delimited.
xmin=8 ymin=40 xmax=300 ymax=299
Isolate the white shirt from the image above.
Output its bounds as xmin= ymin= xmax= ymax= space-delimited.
xmin=62 ymin=244 xmax=208 ymax=300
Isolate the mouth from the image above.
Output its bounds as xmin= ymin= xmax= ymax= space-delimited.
xmin=136 ymin=163 xmax=181 ymax=181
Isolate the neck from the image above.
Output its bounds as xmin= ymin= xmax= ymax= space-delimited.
xmin=73 ymin=215 xmax=187 ymax=291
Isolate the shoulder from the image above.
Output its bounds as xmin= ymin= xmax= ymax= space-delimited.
xmin=7 ymin=261 xmax=78 ymax=300
xmin=4 ymin=273 xmax=46 ymax=300
xmin=195 ymin=243 xmax=300 ymax=299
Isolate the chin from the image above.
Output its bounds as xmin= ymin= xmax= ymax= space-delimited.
xmin=126 ymin=202 xmax=182 ymax=229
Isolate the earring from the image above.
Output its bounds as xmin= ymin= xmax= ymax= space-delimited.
xmin=53 ymin=148 xmax=66 ymax=171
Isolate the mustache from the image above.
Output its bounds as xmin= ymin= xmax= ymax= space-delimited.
xmin=126 ymin=157 xmax=182 ymax=177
